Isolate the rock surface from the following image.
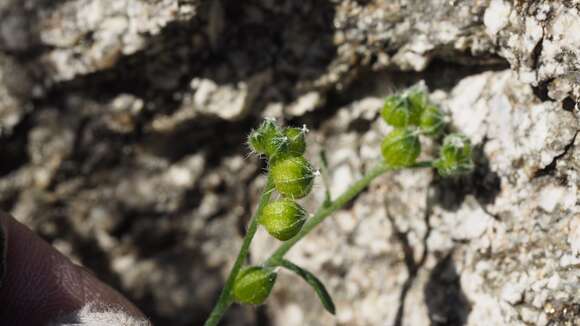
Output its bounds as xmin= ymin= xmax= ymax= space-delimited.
xmin=0 ymin=0 xmax=578 ymax=325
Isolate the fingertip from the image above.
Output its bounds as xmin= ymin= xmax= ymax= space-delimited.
xmin=0 ymin=211 xmax=147 ymax=324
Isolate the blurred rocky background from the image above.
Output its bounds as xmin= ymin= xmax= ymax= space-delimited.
xmin=0 ymin=0 xmax=578 ymax=325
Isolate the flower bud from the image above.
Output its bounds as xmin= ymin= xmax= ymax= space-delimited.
xmin=434 ymin=133 xmax=473 ymax=176
xmin=419 ymin=105 xmax=444 ymax=136
xmin=381 ymin=128 xmax=421 ymax=168
xmin=282 ymin=127 xmax=306 ymax=156
xmin=260 ymin=199 xmax=307 ymax=240
xmin=248 ymin=120 xmax=283 ymax=157
xmin=232 ymin=266 xmax=277 ymax=305
xmin=381 ymin=93 xmax=423 ymax=128
xmin=270 ymin=156 xmax=315 ymax=198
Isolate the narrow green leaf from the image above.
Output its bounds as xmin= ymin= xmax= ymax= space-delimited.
xmin=278 ymin=259 xmax=336 ymax=315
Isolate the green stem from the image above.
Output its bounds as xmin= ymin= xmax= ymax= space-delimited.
xmin=204 ymin=160 xmax=432 ymax=325
xmin=267 ymin=161 xmax=432 ymax=265
xmin=204 ymin=175 xmax=274 ymax=326
xmin=266 ymin=162 xmax=391 ymax=265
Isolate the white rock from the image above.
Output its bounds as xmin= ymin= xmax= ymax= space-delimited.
xmin=501 ymin=283 xmax=525 ymax=304
xmin=287 ymin=92 xmax=321 ymax=116
xmin=547 ymin=274 xmax=560 ymax=290
xmin=449 ymin=196 xmax=493 ymax=241
xmin=538 ymin=185 xmax=566 ymax=213
xmin=560 ymin=254 xmax=580 ymax=267
xmin=484 ymin=0 xmax=512 ymax=36
xmin=569 ymin=216 xmax=580 ymax=254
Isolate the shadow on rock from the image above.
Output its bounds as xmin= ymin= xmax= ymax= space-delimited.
xmin=424 ymin=252 xmax=472 ymax=326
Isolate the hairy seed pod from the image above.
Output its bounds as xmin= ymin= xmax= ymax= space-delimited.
xmin=282 ymin=127 xmax=306 ymax=156
xmin=271 ymin=156 xmax=315 ymax=198
xmin=381 ymin=94 xmax=423 ymax=128
xmin=260 ymin=199 xmax=307 ymax=240
xmin=419 ymin=105 xmax=444 ymax=136
xmin=232 ymin=266 xmax=277 ymax=305
xmin=407 ymin=89 xmax=428 ymax=115
xmin=434 ymin=133 xmax=473 ymax=176
xmin=381 ymin=128 xmax=421 ymax=168
xmin=248 ymin=120 xmax=283 ymax=157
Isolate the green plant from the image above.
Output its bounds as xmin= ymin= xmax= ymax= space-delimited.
xmin=270 ymin=155 xmax=315 ymax=198
xmin=260 ymin=199 xmax=307 ymax=241
xmin=381 ymin=128 xmax=421 ymax=168
xmin=419 ymin=104 xmax=445 ymax=136
xmin=434 ymin=133 xmax=474 ymax=176
xmin=283 ymin=127 xmax=306 ymax=156
xmin=382 ymin=95 xmax=419 ymax=127
xmin=248 ymin=119 xmax=279 ymax=157
xmin=204 ymin=90 xmax=474 ymax=326
xmin=232 ymin=266 xmax=277 ymax=305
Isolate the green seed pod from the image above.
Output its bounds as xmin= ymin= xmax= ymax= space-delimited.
xmin=407 ymin=89 xmax=428 ymax=117
xmin=419 ymin=105 xmax=444 ymax=136
xmin=434 ymin=133 xmax=474 ymax=176
xmin=282 ymin=127 xmax=306 ymax=156
xmin=232 ymin=266 xmax=277 ymax=305
xmin=260 ymin=199 xmax=307 ymax=240
xmin=248 ymin=120 xmax=283 ymax=157
xmin=381 ymin=128 xmax=421 ymax=168
xmin=381 ymin=96 xmax=409 ymax=127
xmin=270 ymin=156 xmax=315 ymax=198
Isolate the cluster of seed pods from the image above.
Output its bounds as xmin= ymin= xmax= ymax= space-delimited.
xmin=231 ymin=88 xmax=475 ymax=306
xmin=380 ymin=89 xmax=473 ymax=175
xmin=232 ymin=120 xmax=315 ymax=305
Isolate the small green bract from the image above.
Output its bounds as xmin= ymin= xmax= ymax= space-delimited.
xmin=232 ymin=266 xmax=277 ymax=305
xmin=271 ymin=155 xmax=315 ymax=198
xmin=434 ymin=133 xmax=474 ymax=176
xmin=260 ymin=199 xmax=307 ymax=240
xmin=381 ymin=128 xmax=421 ymax=168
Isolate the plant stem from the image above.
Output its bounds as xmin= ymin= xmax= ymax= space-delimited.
xmin=266 ymin=161 xmax=432 ymax=265
xmin=266 ymin=162 xmax=390 ymax=265
xmin=204 ymin=175 xmax=274 ymax=326
xmin=204 ymin=160 xmax=432 ymax=325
